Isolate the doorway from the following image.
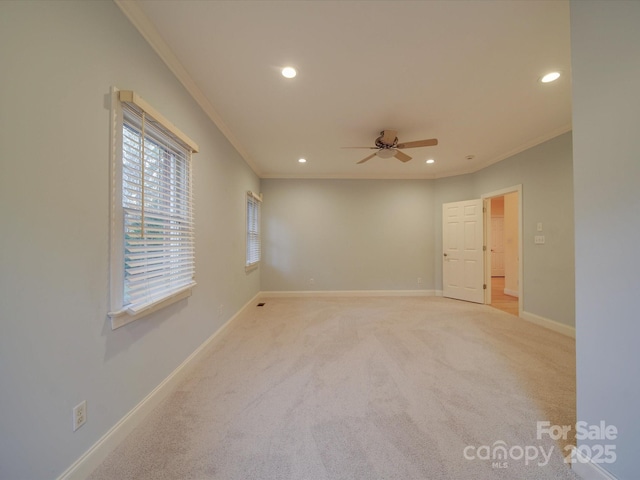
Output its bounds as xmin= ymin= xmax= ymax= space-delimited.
xmin=483 ymin=186 xmax=522 ymax=317
xmin=441 ymin=186 xmax=523 ymax=315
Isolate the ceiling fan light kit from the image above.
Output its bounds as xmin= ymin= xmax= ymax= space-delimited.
xmin=344 ymin=129 xmax=438 ymax=164
xmin=376 ymin=149 xmax=396 ymax=159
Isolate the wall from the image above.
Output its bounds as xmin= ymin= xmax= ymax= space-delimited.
xmin=261 ymin=179 xmax=435 ymax=292
xmin=0 ymin=2 xmax=259 ymax=479
xmin=571 ymin=1 xmax=640 ymax=478
xmin=490 ymin=196 xmax=505 ymax=277
xmin=503 ymin=192 xmax=519 ymax=295
xmin=491 ymin=196 xmax=505 ymax=216
xmin=472 ymin=132 xmax=575 ymax=326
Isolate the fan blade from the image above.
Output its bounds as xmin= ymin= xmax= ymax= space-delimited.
xmin=341 ymin=146 xmax=377 ymax=149
xmin=380 ymin=129 xmax=398 ymax=145
xmin=357 ymin=153 xmax=377 ymax=164
xmin=396 ymin=138 xmax=438 ymax=149
xmin=394 ymin=150 xmax=412 ymax=162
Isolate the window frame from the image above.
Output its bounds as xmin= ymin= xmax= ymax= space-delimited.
xmin=245 ymin=190 xmax=262 ymax=271
xmin=108 ymin=87 xmax=199 ymax=329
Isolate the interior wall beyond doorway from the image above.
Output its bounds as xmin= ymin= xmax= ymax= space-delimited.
xmin=503 ymin=192 xmax=519 ymax=296
xmin=490 ymin=196 xmax=505 ymax=277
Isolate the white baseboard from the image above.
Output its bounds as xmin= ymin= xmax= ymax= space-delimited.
xmin=520 ymin=310 xmax=575 ymax=338
xmin=260 ymin=289 xmax=438 ymax=298
xmin=57 ymin=292 xmax=261 ymax=480
xmin=571 ymin=446 xmax=618 ymax=479
xmin=503 ymin=288 xmax=519 ymax=298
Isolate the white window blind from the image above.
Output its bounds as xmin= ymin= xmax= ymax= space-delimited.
xmin=246 ymin=191 xmax=262 ymax=268
xmin=121 ymin=103 xmax=196 ymax=314
xmin=108 ymin=89 xmax=199 ymax=327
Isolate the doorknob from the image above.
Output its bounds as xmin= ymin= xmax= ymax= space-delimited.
xmin=443 ymin=253 xmax=448 ymax=257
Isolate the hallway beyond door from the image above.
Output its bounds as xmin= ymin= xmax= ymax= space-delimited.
xmin=491 ymin=276 xmax=519 ymax=316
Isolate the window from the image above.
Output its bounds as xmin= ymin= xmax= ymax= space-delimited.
xmin=246 ymin=191 xmax=262 ymax=270
xmin=109 ymin=89 xmax=199 ymax=328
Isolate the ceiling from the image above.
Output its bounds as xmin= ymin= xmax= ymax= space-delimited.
xmin=118 ymin=0 xmax=571 ymax=179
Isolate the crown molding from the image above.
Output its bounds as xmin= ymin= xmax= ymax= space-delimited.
xmin=260 ymin=125 xmax=572 ymax=180
xmin=113 ymin=0 xmax=262 ymax=177
xmin=469 ymin=123 xmax=573 ymax=174
xmin=114 ymin=0 xmax=570 ymax=181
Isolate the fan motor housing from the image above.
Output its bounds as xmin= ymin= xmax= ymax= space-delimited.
xmin=375 ymin=131 xmax=398 ymax=149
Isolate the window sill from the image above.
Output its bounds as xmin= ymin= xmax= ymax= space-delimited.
xmin=108 ymin=284 xmax=195 ymax=329
xmin=245 ymin=262 xmax=260 ymax=273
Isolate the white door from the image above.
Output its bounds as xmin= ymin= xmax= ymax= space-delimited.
xmin=442 ymin=199 xmax=484 ymax=303
xmin=491 ymin=216 xmax=505 ymax=276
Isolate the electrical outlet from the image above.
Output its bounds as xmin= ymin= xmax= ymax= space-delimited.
xmin=309 ymin=278 xmax=315 ymax=285
xmin=417 ymin=277 xmax=423 ymax=285
xmin=73 ymin=401 xmax=87 ymax=432
xmin=534 ymin=235 xmax=545 ymax=245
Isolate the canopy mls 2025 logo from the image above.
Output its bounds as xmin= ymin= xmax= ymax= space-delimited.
xmin=463 ymin=420 xmax=618 ymax=469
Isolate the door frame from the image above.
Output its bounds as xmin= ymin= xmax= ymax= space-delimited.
xmin=481 ymin=185 xmax=523 ymax=317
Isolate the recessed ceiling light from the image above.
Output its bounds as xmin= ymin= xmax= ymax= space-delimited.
xmin=298 ymin=158 xmax=306 ymax=163
xmin=426 ymin=159 xmax=435 ymax=164
xmin=540 ymin=71 xmax=561 ymax=83
xmin=282 ymin=67 xmax=297 ymax=79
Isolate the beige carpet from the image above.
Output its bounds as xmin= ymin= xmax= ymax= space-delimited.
xmin=88 ymin=296 xmax=579 ymax=480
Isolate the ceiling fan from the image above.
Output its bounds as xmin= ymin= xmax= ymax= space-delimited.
xmin=343 ymin=130 xmax=438 ymax=164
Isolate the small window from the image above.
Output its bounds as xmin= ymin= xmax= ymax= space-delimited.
xmin=246 ymin=191 xmax=262 ymax=270
xmin=109 ymin=89 xmax=199 ymax=328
